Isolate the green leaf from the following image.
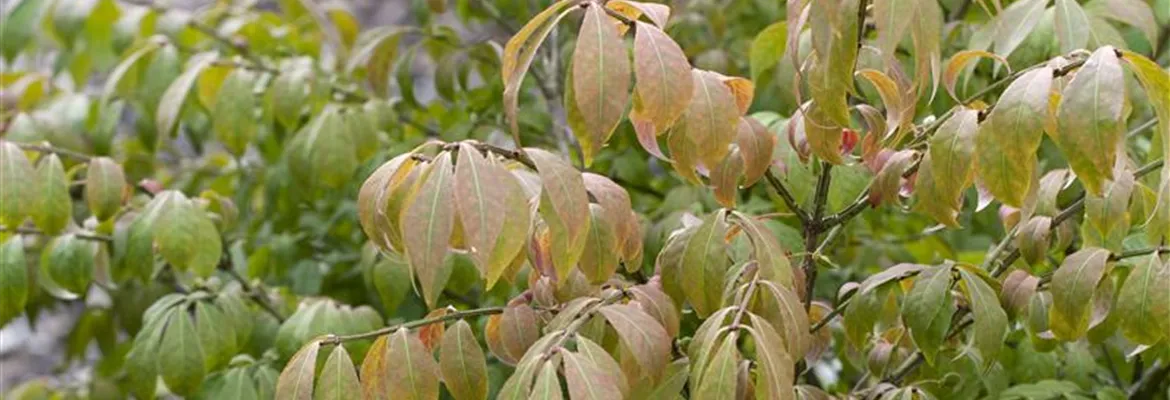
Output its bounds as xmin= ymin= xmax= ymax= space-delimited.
xmin=221 ymin=368 xmax=261 ymax=400
xmin=400 ymin=152 xmax=455 ymax=309
xmin=1054 ymin=0 xmax=1091 ymax=53
xmin=926 ymin=108 xmax=979 ymax=212
xmin=992 ymin=0 xmax=1050 ymax=57
xmin=680 ymin=212 xmax=729 ymax=317
xmin=729 ymin=211 xmax=794 ymax=288
xmin=694 ymin=332 xmax=738 ymax=399
xmin=315 ymin=345 xmax=361 ymax=400
xmin=155 ymin=196 xmax=222 ymax=277
xmin=41 ymin=234 xmax=94 ymax=296
xmin=1 ymin=0 xmax=47 ymax=61
xmin=1048 ymin=247 xmax=1111 ymax=340
xmin=527 ymin=148 xmax=590 ymax=281
xmin=572 ymin=3 xmax=631 ymax=165
xmin=213 ymin=69 xmax=258 ymax=156
xmin=874 ymin=0 xmax=915 ymax=60
xmin=1015 ymin=216 xmax=1052 ymax=266
xmin=807 ymin=0 xmax=859 ymax=137
xmin=267 ymin=67 xmax=313 ymax=131
xmin=387 ymin=328 xmax=441 ymax=400
xmin=502 ymin=0 xmax=581 ymax=142
xmin=276 ymin=339 xmax=321 ymax=400
xmin=975 ymin=67 xmax=1053 ymax=207
xmin=439 ymin=320 xmax=488 ymax=400
xmin=634 ymin=21 xmax=694 ymax=137
xmin=900 ymin=264 xmax=954 ymax=365
xmin=749 ymin=21 xmax=787 ymax=83
xmin=195 ymin=301 xmax=236 ymax=371
xmin=752 ymin=281 xmax=810 ymax=360
xmin=574 ymin=336 xmax=629 ymax=397
xmin=630 ymin=358 xmax=688 ymax=400
xmin=1120 ymin=50 xmax=1170 ymax=240
xmin=156 ymin=52 xmax=216 ymax=140
xmin=159 ymin=308 xmax=207 ymax=396
xmin=1052 ymin=47 xmax=1126 ymax=195
xmin=292 ymin=106 xmax=358 ymax=189
xmin=562 ymin=348 xmax=623 ymax=400
xmin=746 ymin=316 xmax=794 ymax=400
xmin=350 ymin=28 xmax=405 ymax=96
xmin=530 ymin=360 xmax=563 ymax=400
xmin=85 ymin=157 xmax=125 ymax=221
xmin=0 ymin=237 xmax=29 ymax=326
xmin=957 ymin=266 xmax=1008 ymax=367
xmin=100 ymin=40 xmax=161 ymax=106
xmin=1116 ymin=255 xmax=1170 ymax=344
xmin=30 ymin=154 xmax=71 ymax=235
xmin=0 ymin=141 xmax=34 ymax=226
xmin=1086 ymin=0 xmax=1159 ymax=46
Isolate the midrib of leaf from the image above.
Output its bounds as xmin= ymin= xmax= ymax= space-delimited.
xmin=1063 ymin=251 xmax=1103 ymax=323
xmin=466 ymin=154 xmax=488 ymax=254
xmin=605 ymin=308 xmax=657 ymax=364
xmin=647 ymin=27 xmax=672 ymax=123
xmin=422 ymin=165 xmax=449 ymax=270
xmin=400 ymin=335 xmax=420 ymax=398
xmin=700 ymin=75 xmax=717 ymax=149
xmin=567 ymin=355 xmax=601 ymax=399
xmin=695 ymin=218 xmax=721 ymax=306
xmin=592 ymin=6 xmax=606 ymax=132
xmin=589 ymin=213 xmax=604 ymax=275
xmin=918 ymin=269 xmax=951 ymax=341
xmin=454 ymin=328 xmax=474 ymax=396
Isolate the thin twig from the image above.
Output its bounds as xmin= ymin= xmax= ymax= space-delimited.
xmin=12 ymin=142 xmax=93 ymax=162
xmin=221 ymin=266 xmax=286 ymax=323
xmin=322 ymin=306 xmax=507 ymax=345
xmin=1 ymin=227 xmax=112 ymax=242
xmin=764 ymin=169 xmax=811 ymax=224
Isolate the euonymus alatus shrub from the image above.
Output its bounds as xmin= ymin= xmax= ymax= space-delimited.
xmin=0 ymin=0 xmax=1168 ymax=398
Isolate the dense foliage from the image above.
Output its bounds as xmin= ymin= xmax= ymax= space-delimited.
xmin=1 ymin=0 xmax=1169 ymax=398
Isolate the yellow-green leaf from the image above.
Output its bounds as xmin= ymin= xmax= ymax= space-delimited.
xmin=155 ymin=196 xmax=222 ymax=277
xmin=527 ymin=148 xmax=590 ymax=281
xmin=84 ymin=157 xmax=125 ymax=221
xmin=680 ymin=212 xmax=729 ymax=317
xmin=276 ymin=339 xmax=321 ymax=400
xmin=579 ymin=204 xmax=619 ymax=284
xmin=213 ymin=69 xmax=258 ymax=156
xmin=0 ymin=141 xmax=34 ymax=226
xmin=1052 ymin=46 xmax=1125 ymax=195
xmin=502 ymin=0 xmax=581 ymax=142
xmin=315 ymin=345 xmax=361 ymax=400
xmin=572 ymin=3 xmax=631 ymax=163
xmin=694 ymin=333 xmax=738 ymax=399
xmin=159 ymin=308 xmax=206 ymax=396
xmin=943 ymin=49 xmax=1011 ymax=102
xmin=957 ymin=266 xmax=1008 ymax=367
xmin=1049 ymin=247 xmax=1111 ymax=340
xmin=1116 ymin=255 xmax=1170 ymax=345
xmin=156 ymin=52 xmax=216 ymax=140
xmin=30 ymin=154 xmax=71 ymax=235
xmin=749 ymin=21 xmax=787 ymax=83
xmin=976 ymin=67 xmax=1053 ymax=206
xmin=900 ymin=264 xmax=954 ymax=365
xmin=0 ymin=237 xmax=29 ymax=326
xmin=1054 ymin=0 xmax=1091 ymax=53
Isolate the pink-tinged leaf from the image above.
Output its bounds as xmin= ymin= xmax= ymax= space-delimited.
xmin=315 ymin=345 xmax=361 ymax=400
xmin=992 ymin=0 xmax=1048 ymax=57
xmin=573 ymin=3 xmax=631 ymax=157
xmin=486 ymin=167 xmax=532 ymax=289
xmin=582 ymin=173 xmax=635 ymax=256
xmin=869 ymin=150 xmax=917 ymax=206
xmin=630 ymin=95 xmax=670 ymax=160
xmin=1116 ymin=255 xmax=1170 ymax=345
xmin=917 ymin=109 xmax=979 ymax=226
xmin=976 ymin=67 xmax=1053 ymax=207
xmin=503 ymin=0 xmax=581 ymax=143
xmin=633 ymin=21 xmax=693 ymax=137
xmin=360 ymin=335 xmax=390 ymax=400
xmin=679 ymin=69 xmax=742 ymax=169
xmin=401 ymin=152 xmax=456 ymax=309
xmin=607 ymin=0 xmax=670 ymax=28
xmin=598 ymin=304 xmax=671 ymax=382
xmin=453 ymin=144 xmax=510 ymax=278
xmin=1049 ymin=247 xmax=1111 ymax=340
xmin=1054 ymin=0 xmax=1091 ymax=53
xmin=629 ymin=282 xmax=680 ymax=338
xmin=729 ymin=211 xmax=795 ymax=289
xmin=1001 ymin=270 xmax=1040 ymax=319
xmin=710 ymin=148 xmax=744 ymax=208
xmin=1053 ymin=47 xmax=1125 ymax=195
xmin=527 ymin=148 xmax=591 ymax=281
xmin=275 ymin=339 xmax=320 ymax=400
xmin=440 ymin=320 xmax=488 ymax=400
xmin=358 ymin=153 xmax=414 ymax=252
xmin=754 ymin=281 xmax=810 ymax=358
xmin=530 ymin=359 xmax=564 ymax=400
xmin=943 ymin=50 xmax=1012 ymax=102
xmin=736 ymin=117 xmax=775 ymax=187
xmin=563 ymin=350 xmax=625 ymax=400
xmin=856 ymin=69 xmax=913 ymax=140
xmin=387 ymin=328 xmax=441 ymax=400
xmin=492 ymin=304 xmax=542 ymax=365
xmin=1015 ymin=216 xmax=1052 ymax=267
xmin=807 ymin=0 xmax=859 ymax=130
xmin=694 ymin=333 xmax=738 ymax=399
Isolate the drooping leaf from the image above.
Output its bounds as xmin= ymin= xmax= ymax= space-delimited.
xmin=1116 ymin=255 xmax=1170 ymax=345
xmin=491 ymin=304 xmax=542 ymax=365
xmin=749 ymin=21 xmax=787 ymax=83
xmin=680 ymin=212 xmax=729 ymax=317
xmin=900 ymin=264 xmax=955 ymax=365
xmin=30 ymin=154 xmax=71 ymax=235
xmin=869 ymin=149 xmax=916 ymax=206
xmin=1054 ymin=0 xmax=1091 ymax=53
xmin=578 ymin=204 xmax=619 ymax=283
xmin=41 ymin=234 xmax=93 ymax=296
xmin=359 ymin=335 xmax=390 ymax=400
xmin=195 ymin=301 xmax=237 ymax=371
xmin=268 ymin=67 xmax=313 ymax=131
xmin=976 ymin=67 xmax=1053 ymax=206
xmin=85 ymin=157 xmax=125 ymax=221
xmin=502 ymin=0 xmax=581 ymax=142
xmin=632 ymin=21 xmax=692 ymax=139
xmin=1120 ymin=50 xmax=1170 ymax=240
xmin=992 ymin=0 xmax=1050 ymax=57
xmin=527 ymin=148 xmax=590 ymax=281
xmin=1015 ymin=216 xmax=1052 ymax=266
xmin=159 ymin=308 xmax=207 ymax=396
xmin=530 ymin=360 xmax=564 ymax=400
xmin=387 ymin=328 xmax=441 ymax=400
xmin=678 ymin=69 xmax=742 ymax=170
xmin=736 ymin=117 xmax=775 ymax=187
xmin=357 ymin=154 xmax=413 ymax=252
xmin=694 ymin=333 xmax=738 ymax=399
xmin=1048 ymin=247 xmax=1111 ymax=340
xmin=806 ymin=0 xmax=859 ymax=135
xmin=276 ymin=339 xmax=321 ymax=400
xmin=571 ymin=3 xmax=631 ymax=164
xmin=598 ymin=304 xmax=671 ymax=382
xmin=957 ymin=266 xmax=1008 ymax=367
xmin=943 ymin=50 xmax=1011 ymax=102
xmin=212 ymin=68 xmax=258 ymax=156
xmin=315 ymin=345 xmax=361 ymax=400
xmin=746 ymin=316 xmax=794 ymax=400
xmin=752 ymin=281 xmax=810 ymax=358
xmin=156 ymin=52 xmax=216 ymax=140
xmin=453 ymin=144 xmax=510 ymax=278
xmin=154 ymin=196 xmax=222 ymax=277
xmin=1085 ymin=0 xmax=1159 ymax=46
xmin=438 ymin=320 xmax=487 ymax=400
xmin=562 ymin=349 xmax=625 ymax=400
xmin=0 ymin=141 xmax=34 ymax=226
xmin=729 ymin=212 xmax=794 ymax=289
xmin=1052 ymin=47 xmax=1125 ymax=195
xmin=710 ymin=148 xmax=743 ymax=208
xmin=0 ymin=237 xmax=29 ymax=326
xmin=400 ymin=152 xmax=456 ymax=309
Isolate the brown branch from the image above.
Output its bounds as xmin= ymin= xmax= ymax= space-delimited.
xmin=1 ymin=227 xmax=111 ymax=242
xmin=764 ymin=169 xmax=811 ymax=224
xmin=13 ymin=142 xmax=93 ymax=162
xmin=322 ymin=306 xmax=507 ymax=345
